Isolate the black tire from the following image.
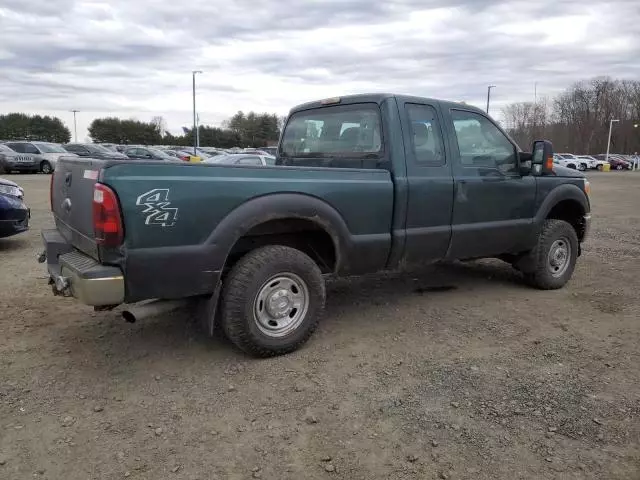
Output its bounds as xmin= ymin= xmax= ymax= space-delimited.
xmin=40 ymin=161 xmax=52 ymax=174
xmin=523 ymin=219 xmax=579 ymax=290
xmin=220 ymin=245 xmax=325 ymax=357
xmin=578 ymin=163 xmax=587 ymax=171
xmin=616 ymin=164 xmax=623 ymax=170
xmin=596 ymin=164 xmax=603 ymax=171
xmin=567 ymin=163 xmax=576 ymax=170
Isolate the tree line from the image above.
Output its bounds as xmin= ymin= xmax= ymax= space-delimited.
xmin=88 ymin=111 xmax=281 ymax=148
xmin=502 ymin=77 xmax=640 ymax=154
xmin=0 ymin=113 xmax=71 ymax=143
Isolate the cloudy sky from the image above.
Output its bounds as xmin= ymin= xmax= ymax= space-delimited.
xmin=1 ymin=0 xmax=639 ymax=141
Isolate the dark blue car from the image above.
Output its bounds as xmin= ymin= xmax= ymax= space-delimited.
xmin=0 ymin=177 xmax=29 ymax=238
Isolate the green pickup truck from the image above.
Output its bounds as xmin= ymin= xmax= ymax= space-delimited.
xmin=41 ymin=94 xmax=591 ymax=357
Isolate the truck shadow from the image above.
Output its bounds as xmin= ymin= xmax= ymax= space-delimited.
xmin=325 ymin=259 xmax=526 ymax=313
xmin=57 ymin=259 xmax=526 ymax=367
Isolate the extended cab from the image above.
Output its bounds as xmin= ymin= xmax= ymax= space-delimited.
xmin=41 ymin=94 xmax=591 ymax=356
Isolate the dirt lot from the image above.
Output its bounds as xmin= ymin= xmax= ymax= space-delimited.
xmin=1 ymin=173 xmax=639 ymax=480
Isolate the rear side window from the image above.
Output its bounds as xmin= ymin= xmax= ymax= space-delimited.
xmin=7 ymin=143 xmax=26 ymax=153
xmin=406 ymin=104 xmax=446 ymax=166
xmin=281 ymin=103 xmax=383 ymax=162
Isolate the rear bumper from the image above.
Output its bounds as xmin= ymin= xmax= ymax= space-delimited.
xmin=41 ymin=229 xmax=125 ymax=306
xmin=3 ymin=162 xmax=39 ymax=172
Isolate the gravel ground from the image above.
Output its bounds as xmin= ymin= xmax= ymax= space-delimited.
xmin=1 ymin=172 xmax=639 ymax=480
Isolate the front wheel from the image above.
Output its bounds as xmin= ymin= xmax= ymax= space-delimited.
xmin=578 ymin=163 xmax=587 ymax=171
xmin=40 ymin=161 xmax=52 ymax=174
xmin=523 ymin=219 xmax=579 ymax=290
xmin=220 ymin=245 xmax=325 ymax=357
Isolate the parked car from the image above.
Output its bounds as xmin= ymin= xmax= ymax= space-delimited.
xmin=41 ymin=93 xmax=591 ymax=357
xmin=594 ymin=154 xmax=631 ymax=170
xmin=123 ymin=147 xmax=176 ymax=161
xmin=4 ymin=141 xmax=76 ymax=174
xmin=576 ymin=155 xmax=608 ymax=171
xmin=64 ymin=143 xmax=128 ymax=159
xmin=260 ymin=147 xmax=278 ymax=156
xmin=0 ymin=176 xmax=29 ymax=238
xmin=205 ymin=153 xmax=276 ymax=166
xmin=555 ymin=153 xmax=587 ymax=171
xmin=0 ymin=144 xmax=39 ymax=174
xmin=553 ymin=154 xmax=578 ymax=170
xmin=163 ymin=149 xmax=202 ymax=162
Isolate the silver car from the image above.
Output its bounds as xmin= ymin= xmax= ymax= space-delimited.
xmin=205 ymin=153 xmax=276 ymax=166
xmin=0 ymin=144 xmax=39 ymax=174
xmin=4 ymin=141 xmax=77 ymax=174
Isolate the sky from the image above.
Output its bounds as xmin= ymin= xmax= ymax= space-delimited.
xmin=1 ymin=0 xmax=639 ymax=142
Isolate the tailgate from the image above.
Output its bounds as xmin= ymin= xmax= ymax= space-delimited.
xmin=51 ymin=157 xmax=108 ymax=259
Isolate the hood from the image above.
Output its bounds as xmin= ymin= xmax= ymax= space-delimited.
xmin=552 ymin=165 xmax=586 ymax=178
xmin=0 ymin=177 xmax=19 ymax=187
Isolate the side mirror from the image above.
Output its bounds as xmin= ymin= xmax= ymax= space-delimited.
xmin=518 ymin=152 xmax=532 ymax=175
xmin=531 ymin=139 xmax=554 ymax=175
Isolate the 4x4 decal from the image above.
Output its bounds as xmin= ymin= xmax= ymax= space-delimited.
xmin=135 ymin=189 xmax=178 ymax=227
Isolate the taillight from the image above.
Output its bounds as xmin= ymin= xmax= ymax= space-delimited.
xmin=181 ymin=155 xmax=189 ymax=161
xmin=93 ymin=183 xmax=123 ymax=246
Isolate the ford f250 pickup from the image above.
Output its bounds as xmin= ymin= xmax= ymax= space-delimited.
xmin=41 ymin=94 xmax=591 ymax=357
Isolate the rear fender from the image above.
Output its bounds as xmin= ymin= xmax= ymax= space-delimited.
xmin=201 ymin=193 xmax=350 ymax=335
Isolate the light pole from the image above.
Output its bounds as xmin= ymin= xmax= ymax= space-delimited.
xmin=192 ymin=70 xmax=202 ymax=155
xmin=534 ymin=82 xmax=538 ymax=104
xmin=486 ymin=85 xmax=496 ymax=114
xmin=70 ymin=110 xmax=79 ymax=142
xmin=605 ymin=119 xmax=619 ymax=164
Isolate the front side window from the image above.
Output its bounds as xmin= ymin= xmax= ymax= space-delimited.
xmin=281 ymin=103 xmax=382 ymax=159
xmin=406 ymin=104 xmax=446 ymax=166
xmin=451 ymin=110 xmax=517 ymax=175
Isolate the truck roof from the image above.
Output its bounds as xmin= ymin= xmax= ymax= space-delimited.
xmin=289 ymin=93 xmax=484 ymax=115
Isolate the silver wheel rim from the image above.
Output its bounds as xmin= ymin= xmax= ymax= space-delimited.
xmin=42 ymin=162 xmax=51 ymax=173
xmin=547 ymin=238 xmax=571 ymax=278
xmin=253 ymin=273 xmax=309 ymax=338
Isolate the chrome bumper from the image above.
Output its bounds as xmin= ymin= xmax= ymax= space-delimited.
xmin=41 ymin=229 xmax=125 ymax=306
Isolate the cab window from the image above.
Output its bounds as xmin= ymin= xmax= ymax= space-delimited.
xmin=451 ymin=110 xmax=517 ymax=175
xmin=280 ymin=103 xmax=383 ymax=165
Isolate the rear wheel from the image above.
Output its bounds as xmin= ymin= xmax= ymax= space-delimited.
xmin=616 ymin=164 xmax=623 ymax=170
xmin=578 ymin=163 xmax=587 ymax=171
xmin=40 ymin=161 xmax=52 ymax=174
xmin=523 ymin=219 xmax=578 ymax=290
xmin=220 ymin=245 xmax=325 ymax=357
xmin=596 ymin=164 xmax=603 ymax=171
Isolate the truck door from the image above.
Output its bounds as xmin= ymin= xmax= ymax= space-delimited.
xmin=444 ymin=108 xmax=536 ymax=259
xmin=398 ymin=101 xmax=454 ymax=265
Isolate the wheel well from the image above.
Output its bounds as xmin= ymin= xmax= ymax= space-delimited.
xmin=546 ymin=200 xmax=586 ymax=241
xmin=225 ymin=218 xmax=337 ymax=274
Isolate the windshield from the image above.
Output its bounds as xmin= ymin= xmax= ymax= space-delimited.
xmin=281 ymin=103 xmax=382 ymax=158
xmin=36 ymin=143 xmax=67 ymax=153
xmin=87 ymin=144 xmax=114 ymax=154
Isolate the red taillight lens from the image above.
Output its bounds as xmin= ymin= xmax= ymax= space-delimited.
xmin=93 ymin=183 xmax=123 ymax=246
xmin=181 ymin=155 xmax=189 ymax=161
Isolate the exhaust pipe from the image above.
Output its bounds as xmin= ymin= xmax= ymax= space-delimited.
xmin=122 ymin=299 xmax=188 ymax=323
